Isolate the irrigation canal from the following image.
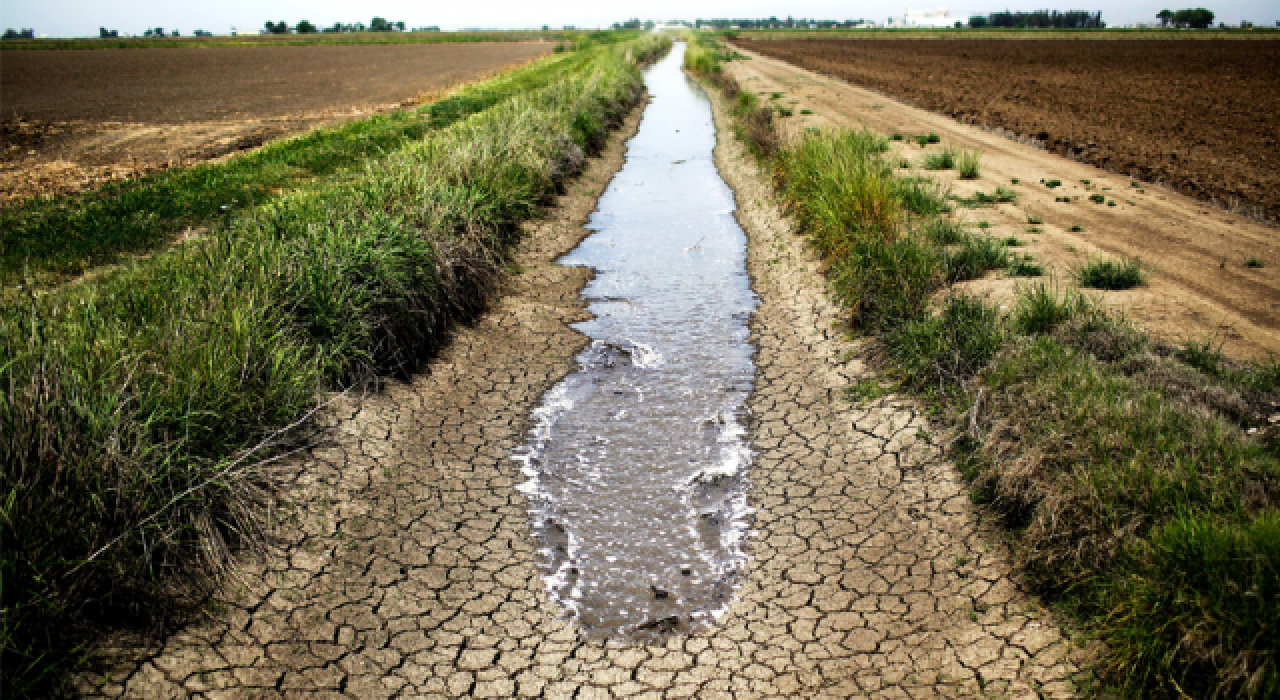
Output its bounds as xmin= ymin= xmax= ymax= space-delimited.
xmin=515 ymin=43 xmax=758 ymax=641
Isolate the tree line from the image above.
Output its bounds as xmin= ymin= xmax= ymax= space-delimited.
xmin=969 ymin=11 xmax=1104 ymax=29
xmin=264 ymin=17 xmax=409 ymax=34
xmin=1156 ymin=8 xmax=1214 ymax=28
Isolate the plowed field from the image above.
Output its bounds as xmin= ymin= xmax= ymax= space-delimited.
xmin=0 ymin=42 xmax=550 ymax=203
xmin=737 ymin=38 xmax=1280 ymax=221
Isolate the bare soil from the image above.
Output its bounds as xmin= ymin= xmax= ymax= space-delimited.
xmin=724 ymin=45 xmax=1280 ymax=360
xmin=0 ymin=42 xmax=550 ymax=204
xmin=737 ymin=37 xmax=1280 ymax=222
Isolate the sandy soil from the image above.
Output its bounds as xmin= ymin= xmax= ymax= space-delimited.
xmin=74 ymin=75 xmax=1088 ymax=698
xmin=738 ymin=38 xmax=1280 ymax=222
xmin=0 ymin=42 xmax=550 ymax=205
xmin=725 ymin=45 xmax=1280 ymax=360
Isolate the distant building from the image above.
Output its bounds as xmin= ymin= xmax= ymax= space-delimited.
xmin=887 ymin=6 xmax=956 ymax=28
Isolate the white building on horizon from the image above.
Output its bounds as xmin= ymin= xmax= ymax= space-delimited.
xmin=886 ymin=6 xmax=958 ymax=28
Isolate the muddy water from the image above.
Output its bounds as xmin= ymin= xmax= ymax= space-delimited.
xmin=514 ymin=43 xmax=758 ymax=641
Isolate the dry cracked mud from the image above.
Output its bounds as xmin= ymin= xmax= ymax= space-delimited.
xmin=78 ymin=71 xmax=1089 ymax=700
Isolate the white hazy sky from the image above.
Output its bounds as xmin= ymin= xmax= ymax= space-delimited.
xmin=1 ymin=1 xmax=1275 ymax=37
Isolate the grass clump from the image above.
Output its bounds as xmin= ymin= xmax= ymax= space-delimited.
xmin=1044 ymin=178 xmax=1062 ymax=188
xmin=1245 ymin=256 xmax=1267 ymax=268
xmin=1 ymin=34 xmax=670 ymax=697
xmin=956 ymin=149 xmax=981 ymax=179
xmin=922 ymin=148 xmax=957 ymax=171
xmin=1089 ymin=193 xmax=1106 ymax=203
xmin=1007 ymin=256 xmax=1044 ymax=277
xmin=1077 ymin=257 xmax=1146 ymax=290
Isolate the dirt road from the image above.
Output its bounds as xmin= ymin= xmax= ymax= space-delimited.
xmin=724 ymin=45 xmax=1280 ymax=359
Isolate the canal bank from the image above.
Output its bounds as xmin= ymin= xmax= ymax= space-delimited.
xmin=81 ymin=43 xmax=1086 ymax=699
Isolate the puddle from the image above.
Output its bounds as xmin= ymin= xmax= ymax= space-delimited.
xmin=512 ymin=43 xmax=759 ymax=642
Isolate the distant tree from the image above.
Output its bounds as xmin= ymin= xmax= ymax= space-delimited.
xmin=99 ymin=27 xmax=118 ymax=38
xmin=194 ymin=29 xmax=212 ymax=36
xmin=296 ymin=19 xmax=317 ymax=33
xmin=644 ymin=20 xmax=655 ymax=30
xmin=1157 ymin=9 xmax=1174 ymax=27
xmin=171 ymin=29 xmax=179 ymax=36
xmin=968 ymin=15 xmax=989 ymax=28
xmin=370 ymin=17 xmax=393 ymax=31
xmin=3 ymin=28 xmax=35 ymax=39
xmin=1172 ymin=8 xmax=1214 ymax=28
xmin=395 ymin=21 xmax=405 ymax=31
xmin=264 ymin=20 xmax=288 ymax=34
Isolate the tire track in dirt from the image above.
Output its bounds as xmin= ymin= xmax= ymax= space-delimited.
xmin=78 ymin=71 xmax=1088 ymax=700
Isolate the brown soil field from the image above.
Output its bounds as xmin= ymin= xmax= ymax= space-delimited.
xmin=723 ymin=44 xmax=1280 ymax=359
xmin=736 ymin=38 xmax=1280 ymax=222
xmin=0 ymin=42 xmax=550 ymax=203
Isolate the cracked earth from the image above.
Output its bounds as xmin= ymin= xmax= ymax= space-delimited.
xmin=79 ymin=72 xmax=1089 ymax=699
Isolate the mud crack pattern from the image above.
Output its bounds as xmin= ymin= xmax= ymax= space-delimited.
xmin=78 ymin=85 xmax=1088 ymax=699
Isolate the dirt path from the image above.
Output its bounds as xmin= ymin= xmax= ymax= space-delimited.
xmin=79 ymin=76 xmax=1085 ymax=699
xmin=725 ymin=46 xmax=1280 ymax=360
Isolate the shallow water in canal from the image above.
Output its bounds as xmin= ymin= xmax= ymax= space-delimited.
xmin=513 ymin=43 xmax=758 ymax=641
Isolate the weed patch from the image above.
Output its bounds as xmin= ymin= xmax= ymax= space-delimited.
xmin=1077 ymin=257 xmax=1145 ymax=290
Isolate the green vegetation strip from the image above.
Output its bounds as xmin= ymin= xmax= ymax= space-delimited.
xmin=687 ymin=34 xmax=1278 ymax=699
xmin=0 ymin=31 xmax=642 ymax=292
xmin=0 ymin=34 xmax=671 ymax=697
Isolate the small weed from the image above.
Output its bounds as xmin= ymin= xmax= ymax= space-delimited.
xmin=1011 ymin=178 xmax=1020 ymax=184
xmin=924 ymin=219 xmax=967 ymax=245
xmin=977 ymin=220 xmax=991 ymax=229
xmin=1056 ymin=196 xmax=1072 ymax=203
xmin=1026 ymin=226 xmax=1043 ymax=234
xmin=1044 ymin=179 xmax=1062 ymax=188
xmin=1130 ymin=180 xmax=1140 ymax=187
xmin=1244 ymin=256 xmax=1266 ymax=268
xmin=1003 ymin=236 xmax=1025 ymax=247
xmin=914 ymin=134 xmax=930 ymax=147
xmin=800 ymin=108 xmax=813 ymax=115
xmin=775 ymin=105 xmax=794 ymax=117
xmin=957 ymin=150 xmax=981 ymax=179
xmin=1007 ymin=256 xmax=1043 ymax=277
xmin=847 ymin=377 xmax=895 ymax=401
xmin=1137 ymin=188 xmax=1146 ymax=194
xmin=1026 ymin=214 xmax=1043 ymax=225
xmin=891 ymin=132 xmax=905 ymax=141
xmin=770 ymin=92 xmax=784 ymax=99
xmin=927 ymin=132 xmax=941 ymax=143
xmin=1081 ymin=179 xmax=1091 ymax=185
xmin=1068 ymin=224 xmax=1084 ymax=232
xmin=1107 ymin=200 xmax=1116 ymax=207
xmin=1089 ymin=194 xmax=1106 ymax=203
xmin=1077 ymin=257 xmax=1146 ymax=290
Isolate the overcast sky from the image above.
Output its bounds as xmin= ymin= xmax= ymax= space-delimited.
xmin=2 ymin=1 xmax=1275 ymax=37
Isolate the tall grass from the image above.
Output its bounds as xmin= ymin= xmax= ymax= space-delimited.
xmin=695 ymin=61 xmax=1279 ymax=697
xmin=0 ymin=34 xmax=636 ymax=292
xmin=0 ymin=35 xmax=671 ymax=697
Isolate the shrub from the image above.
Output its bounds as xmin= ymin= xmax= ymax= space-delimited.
xmin=1077 ymin=257 xmax=1146 ymax=289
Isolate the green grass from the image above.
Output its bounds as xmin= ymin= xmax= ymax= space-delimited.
xmin=1077 ymin=257 xmax=1146 ymax=290
xmin=922 ymin=148 xmax=957 ymax=170
xmin=697 ymin=67 xmax=1280 ymax=696
xmin=0 ymin=42 xmax=636 ymax=292
xmin=1007 ymin=255 xmax=1043 ymax=277
xmin=1 ymin=34 xmax=671 ymax=698
xmin=1245 ymin=256 xmax=1267 ymax=268
xmin=956 ymin=149 xmax=981 ymax=179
